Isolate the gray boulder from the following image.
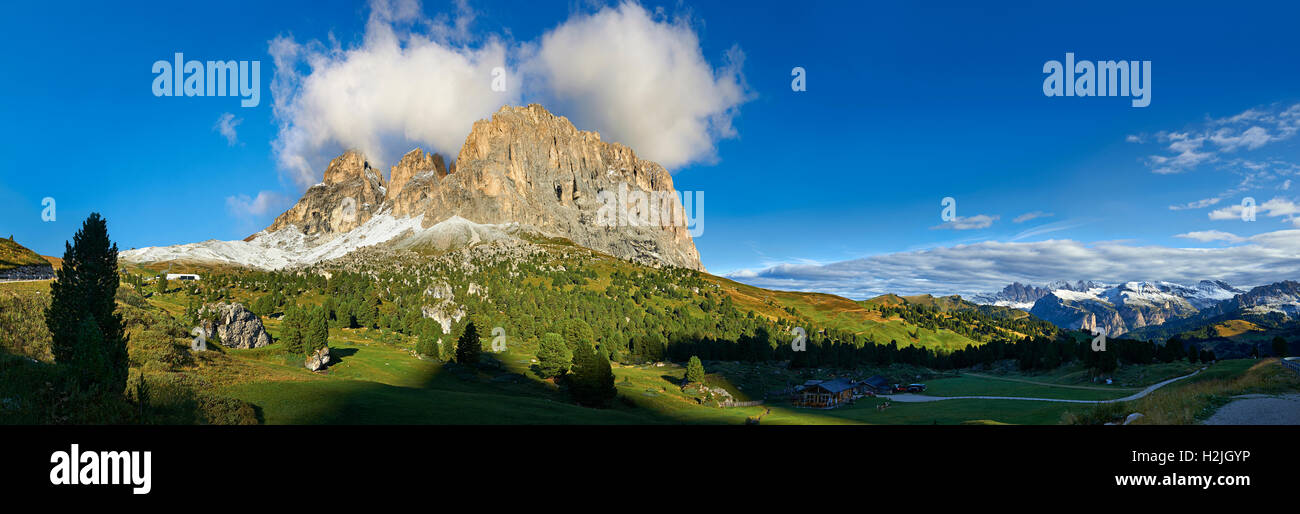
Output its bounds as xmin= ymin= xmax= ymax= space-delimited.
xmin=305 ymin=346 xmax=331 ymax=371
xmin=199 ymin=302 xmax=272 ymax=349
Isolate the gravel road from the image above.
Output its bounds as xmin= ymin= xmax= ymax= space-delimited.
xmin=1203 ymin=394 xmax=1300 ymax=425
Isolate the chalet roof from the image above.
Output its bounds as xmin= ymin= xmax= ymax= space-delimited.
xmin=863 ymin=375 xmax=889 ymax=388
xmin=810 ymin=378 xmax=855 ymax=394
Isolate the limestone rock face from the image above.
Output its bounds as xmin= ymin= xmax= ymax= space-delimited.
xmin=259 ymin=104 xmax=704 ymax=271
xmin=388 ymin=148 xmax=447 ymax=200
xmin=263 ymin=150 xmax=388 ymax=237
xmin=386 ymin=104 xmax=703 ymax=270
xmin=199 ymin=302 xmax=272 ymax=349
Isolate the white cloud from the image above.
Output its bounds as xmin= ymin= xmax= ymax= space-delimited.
xmin=931 ymin=214 xmax=998 ymax=230
xmin=214 ymin=113 xmax=242 ymax=146
xmin=1012 ymin=211 xmax=1053 ymax=223
xmin=270 ymin=0 xmax=514 ymax=187
xmin=520 ymin=2 xmax=751 ymax=169
xmin=1138 ymin=103 xmax=1300 ymax=174
xmin=1008 ymin=219 xmax=1087 ymax=241
xmin=1168 ymin=197 xmax=1221 ymax=210
xmin=226 ymin=191 xmax=289 ymax=219
xmin=269 ymin=0 xmax=751 ymax=188
xmin=726 ymin=230 xmax=1300 ymax=299
xmin=1209 ymin=196 xmax=1300 ymax=221
xmin=1174 ymin=230 xmax=1243 ymax=243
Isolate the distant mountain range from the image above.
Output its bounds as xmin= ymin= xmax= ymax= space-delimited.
xmin=969 ymin=279 xmax=1299 ymax=340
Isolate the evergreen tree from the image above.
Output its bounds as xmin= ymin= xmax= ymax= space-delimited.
xmin=570 ymin=342 xmax=616 ymax=407
xmin=456 ymin=322 xmax=481 ymax=366
xmin=307 ymin=305 xmax=329 ymax=354
xmin=1273 ymin=336 xmax=1288 ymax=358
xmin=416 ymin=320 xmax=443 ymax=359
xmin=45 ymin=213 xmax=128 ymax=393
xmin=685 ymin=355 xmax=705 ymax=384
xmin=280 ymin=304 xmax=304 ymax=354
xmin=156 ymin=274 xmax=169 ymax=295
xmin=558 ymin=318 xmax=595 ymax=352
xmin=535 ymin=332 xmax=571 ymax=379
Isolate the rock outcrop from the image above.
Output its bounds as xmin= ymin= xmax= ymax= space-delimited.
xmin=305 ymin=346 xmax=331 ymax=371
xmin=0 ymin=238 xmax=55 ymax=281
xmin=262 ymin=150 xmax=389 ymax=238
xmin=258 ymin=104 xmax=704 ymax=271
xmin=199 ymin=302 xmax=272 ymax=349
xmin=0 ymin=264 xmax=55 ymax=281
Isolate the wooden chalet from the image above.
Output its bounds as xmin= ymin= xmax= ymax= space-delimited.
xmin=794 ymin=378 xmax=855 ymax=409
xmin=859 ymin=375 xmax=891 ymax=394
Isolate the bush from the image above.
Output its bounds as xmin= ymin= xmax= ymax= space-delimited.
xmin=0 ymin=291 xmax=53 ymax=362
xmin=1062 ymin=401 xmax=1131 ymax=425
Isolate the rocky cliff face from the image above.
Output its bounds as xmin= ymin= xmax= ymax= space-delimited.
xmin=262 ymin=150 xmax=389 ymax=238
xmin=1030 ymin=294 xmax=1125 ymax=334
xmin=257 ymin=104 xmax=703 ymax=271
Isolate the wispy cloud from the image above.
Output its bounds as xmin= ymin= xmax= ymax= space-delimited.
xmin=931 ymin=214 xmax=998 ymax=230
xmin=1012 ymin=211 xmax=1054 ymax=223
xmin=213 ymin=113 xmax=242 ymax=146
xmin=1174 ymin=230 xmax=1243 ymax=243
xmin=726 ymin=229 xmax=1300 ymax=299
xmin=226 ymin=191 xmax=288 ymax=220
xmin=1008 ymin=219 xmax=1087 ymax=241
xmin=1168 ymin=197 xmax=1221 ymax=211
xmin=1208 ymin=196 xmax=1300 ymax=221
xmin=1130 ymin=102 xmax=1300 ymax=174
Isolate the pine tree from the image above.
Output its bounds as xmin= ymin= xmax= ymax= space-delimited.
xmin=558 ymin=318 xmax=595 ymax=352
xmin=685 ymin=355 xmax=705 ymax=384
xmin=535 ymin=332 xmax=571 ymax=379
xmin=417 ymin=320 xmax=443 ymax=359
xmin=307 ymin=305 xmax=329 ymax=354
xmin=45 ymin=213 xmax=128 ymax=393
xmin=456 ymin=322 xmax=481 ymax=366
xmin=156 ymin=274 xmax=169 ymax=295
xmin=1273 ymin=336 xmax=1288 ymax=358
xmin=569 ymin=342 xmax=616 ymax=407
xmin=280 ymin=304 xmax=304 ymax=354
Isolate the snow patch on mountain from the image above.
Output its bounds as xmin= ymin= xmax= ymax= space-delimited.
xmin=122 ymin=214 xmax=514 ymax=270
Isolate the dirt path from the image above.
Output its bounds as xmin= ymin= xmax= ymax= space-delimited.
xmin=1203 ymin=394 xmax=1300 ymax=425
xmin=884 ymin=369 xmax=1203 ymax=404
xmin=963 ymin=372 xmax=1142 ymax=392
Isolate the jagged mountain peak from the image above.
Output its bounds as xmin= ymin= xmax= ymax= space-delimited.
xmin=125 ymin=104 xmax=704 ymax=272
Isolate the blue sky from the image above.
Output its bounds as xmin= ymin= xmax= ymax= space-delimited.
xmin=3 ymin=1 xmax=1299 ymax=297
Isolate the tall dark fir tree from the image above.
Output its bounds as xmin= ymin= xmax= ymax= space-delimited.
xmin=45 ymin=213 xmax=128 ymax=393
xmin=456 ymin=322 xmax=481 ymax=366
